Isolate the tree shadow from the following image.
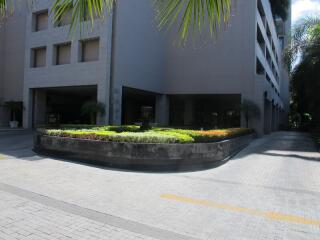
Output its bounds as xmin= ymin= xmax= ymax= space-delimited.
xmin=261 ymin=152 xmax=320 ymax=162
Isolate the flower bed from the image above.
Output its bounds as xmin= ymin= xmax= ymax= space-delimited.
xmin=34 ymin=126 xmax=256 ymax=170
xmin=38 ymin=125 xmax=254 ymax=144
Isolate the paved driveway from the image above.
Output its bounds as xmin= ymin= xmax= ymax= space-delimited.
xmin=0 ymin=131 xmax=319 ymax=240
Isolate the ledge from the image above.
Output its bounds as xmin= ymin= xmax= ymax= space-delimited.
xmin=34 ymin=133 xmax=255 ymax=170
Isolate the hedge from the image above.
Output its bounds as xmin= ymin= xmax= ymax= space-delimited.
xmin=38 ymin=126 xmax=254 ymax=144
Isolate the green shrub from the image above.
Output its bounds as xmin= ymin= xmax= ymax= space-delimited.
xmin=39 ymin=126 xmax=254 ymax=144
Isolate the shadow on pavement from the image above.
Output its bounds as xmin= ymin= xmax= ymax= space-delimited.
xmin=261 ymin=152 xmax=320 ymax=162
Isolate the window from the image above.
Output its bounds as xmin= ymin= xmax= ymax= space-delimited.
xmin=257 ymin=0 xmax=266 ymax=26
xmin=55 ymin=6 xmax=72 ymax=27
xmin=257 ymin=25 xmax=265 ymax=54
xmin=256 ymin=58 xmax=265 ymax=75
xmin=275 ymin=19 xmax=285 ymax=36
xmin=266 ymin=24 xmax=272 ymax=44
xmin=55 ymin=43 xmax=71 ymax=65
xmin=33 ymin=11 xmax=48 ymax=32
xmin=80 ymin=38 xmax=100 ymax=62
xmin=266 ymin=74 xmax=271 ymax=83
xmin=279 ymin=37 xmax=285 ymax=50
xmin=31 ymin=47 xmax=46 ymax=68
xmin=266 ymin=50 xmax=272 ymax=67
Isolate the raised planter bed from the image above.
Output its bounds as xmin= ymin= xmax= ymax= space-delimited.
xmin=34 ymin=132 xmax=255 ymax=170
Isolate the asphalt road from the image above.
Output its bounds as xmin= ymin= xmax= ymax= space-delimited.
xmin=0 ymin=130 xmax=319 ymax=240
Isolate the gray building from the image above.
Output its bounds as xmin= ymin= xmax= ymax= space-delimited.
xmin=0 ymin=0 xmax=290 ymax=135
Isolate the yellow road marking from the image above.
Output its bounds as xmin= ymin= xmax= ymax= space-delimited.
xmin=161 ymin=193 xmax=320 ymax=227
xmin=0 ymin=155 xmax=6 ymax=160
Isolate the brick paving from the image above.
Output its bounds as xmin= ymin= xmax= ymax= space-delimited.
xmin=0 ymin=131 xmax=319 ymax=239
xmin=0 ymin=190 xmax=158 ymax=240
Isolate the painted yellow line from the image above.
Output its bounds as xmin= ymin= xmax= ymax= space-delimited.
xmin=161 ymin=193 xmax=320 ymax=227
xmin=0 ymin=155 xmax=6 ymax=160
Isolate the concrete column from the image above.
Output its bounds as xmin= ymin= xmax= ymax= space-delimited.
xmin=264 ymin=99 xmax=272 ymax=134
xmin=110 ymin=86 xmax=122 ymax=125
xmin=97 ymin=85 xmax=109 ymax=125
xmin=0 ymin=106 xmax=9 ymax=127
xmin=155 ymin=95 xmax=169 ymax=126
xmin=23 ymin=88 xmax=33 ymax=129
xmin=33 ymin=90 xmax=47 ymax=127
xmin=275 ymin=105 xmax=280 ymax=131
xmin=72 ymin=40 xmax=80 ymax=64
xmin=271 ymin=102 xmax=276 ymax=132
xmin=183 ymin=98 xmax=194 ymax=126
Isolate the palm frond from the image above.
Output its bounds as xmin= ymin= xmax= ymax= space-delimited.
xmin=284 ymin=17 xmax=320 ymax=70
xmin=155 ymin=0 xmax=231 ymax=44
xmin=51 ymin=0 xmax=115 ymax=35
xmin=51 ymin=0 xmax=231 ymax=42
xmin=0 ymin=0 xmax=6 ymax=17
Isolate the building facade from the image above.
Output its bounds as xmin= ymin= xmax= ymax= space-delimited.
xmin=0 ymin=0 xmax=291 ymax=135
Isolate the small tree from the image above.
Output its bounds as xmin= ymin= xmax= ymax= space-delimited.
xmin=241 ymin=99 xmax=261 ymax=128
xmin=81 ymin=101 xmax=105 ymax=125
xmin=3 ymin=101 xmax=23 ymax=122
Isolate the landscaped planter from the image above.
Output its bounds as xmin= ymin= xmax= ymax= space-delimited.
xmin=34 ymin=132 xmax=255 ymax=169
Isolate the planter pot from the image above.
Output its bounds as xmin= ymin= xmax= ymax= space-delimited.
xmin=9 ymin=121 xmax=19 ymax=128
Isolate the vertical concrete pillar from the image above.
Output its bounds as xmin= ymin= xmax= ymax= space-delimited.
xmin=97 ymin=84 xmax=109 ymax=125
xmin=264 ymin=99 xmax=272 ymax=134
xmin=110 ymin=86 xmax=122 ymax=125
xmin=184 ymin=98 xmax=194 ymax=126
xmin=155 ymin=95 xmax=169 ymax=126
xmin=0 ymin=106 xmax=9 ymax=127
xmin=274 ymin=105 xmax=279 ymax=131
xmin=33 ymin=90 xmax=47 ymax=127
xmin=271 ymin=102 xmax=276 ymax=132
xmin=23 ymin=88 xmax=33 ymax=129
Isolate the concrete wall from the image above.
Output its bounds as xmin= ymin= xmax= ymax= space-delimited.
xmin=0 ymin=23 xmax=5 ymax=126
xmin=22 ymin=0 xmax=113 ymax=128
xmin=164 ymin=0 xmax=256 ymax=96
xmin=111 ymin=0 xmax=167 ymax=124
xmin=0 ymin=0 xmax=290 ymax=133
xmin=0 ymin=2 xmax=27 ymax=126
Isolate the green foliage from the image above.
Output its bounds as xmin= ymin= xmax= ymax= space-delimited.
xmin=286 ymin=17 xmax=320 ymax=128
xmin=80 ymin=101 xmax=105 ymax=124
xmin=269 ymin=0 xmax=290 ymax=20
xmin=39 ymin=126 xmax=254 ymax=144
xmin=1 ymin=0 xmax=231 ymax=44
xmin=107 ymin=125 xmax=141 ymax=133
xmin=81 ymin=101 xmax=105 ymax=116
xmin=155 ymin=0 xmax=231 ymax=44
xmin=2 ymin=101 xmax=23 ymax=121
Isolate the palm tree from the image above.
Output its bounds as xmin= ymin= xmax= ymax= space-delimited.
xmin=269 ymin=0 xmax=290 ymax=21
xmin=285 ymin=17 xmax=320 ymax=128
xmin=1 ymin=0 xmax=231 ymax=43
xmin=284 ymin=17 xmax=320 ymax=68
xmin=81 ymin=101 xmax=106 ymax=124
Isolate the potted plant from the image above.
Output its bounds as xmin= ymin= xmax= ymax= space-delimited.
xmin=81 ymin=101 xmax=106 ymax=125
xmin=140 ymin=106 xmax=153 ymax=131
xmin=3 ymin=101 xmax=23 ymax=128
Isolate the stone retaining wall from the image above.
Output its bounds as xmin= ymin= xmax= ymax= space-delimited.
xmin=34 ymin=133 xmax=255 ymax=169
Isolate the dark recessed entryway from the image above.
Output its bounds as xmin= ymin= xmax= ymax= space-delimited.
xmin=122 ymin=87 xmax=157 ymax=125
xmin=169 ymin=94 xmax=241 ymax=129
xmin=32 ymin=85 xmax=97 ymax=127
